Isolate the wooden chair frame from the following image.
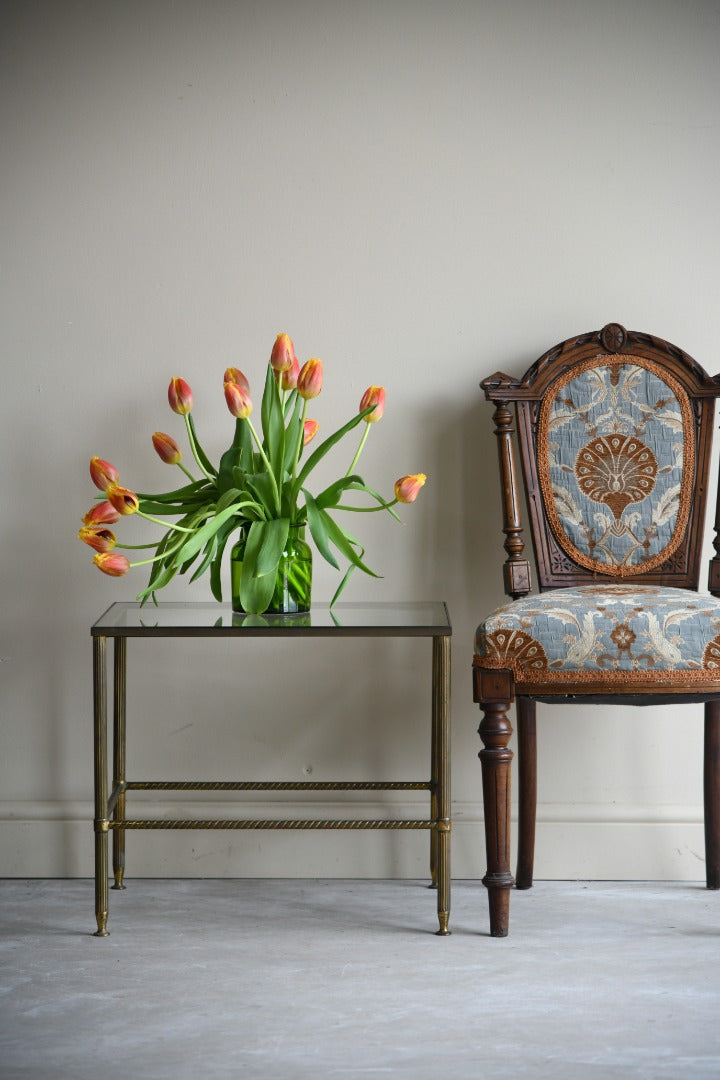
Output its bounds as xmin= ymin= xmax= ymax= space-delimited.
xmin=473 ymin=323 xmax=720 ymax=936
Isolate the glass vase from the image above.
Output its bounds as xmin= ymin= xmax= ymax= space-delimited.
xmin=230 ymin=525 xmax=312 ymax=614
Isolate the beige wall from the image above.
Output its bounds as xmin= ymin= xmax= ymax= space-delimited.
xmin=2 ymin=0 xmax=719 ymax=879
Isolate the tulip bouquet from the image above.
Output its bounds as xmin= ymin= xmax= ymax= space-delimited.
xmin=79 ymin=333 xmax=426 ymax=613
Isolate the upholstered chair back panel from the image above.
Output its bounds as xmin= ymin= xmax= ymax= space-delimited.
xmin=537 ymin=357 xmax=694 ymax=577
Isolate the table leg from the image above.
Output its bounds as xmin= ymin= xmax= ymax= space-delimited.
xmin=433 ymin=635 xmax=451 ymax=935
xmin=430 ymin=659 xmax=439 ymax=889
xmin=93 ymin=635 xmax=110 ymax=936
xmin=112 ymin=637 xmax=127 ymax=890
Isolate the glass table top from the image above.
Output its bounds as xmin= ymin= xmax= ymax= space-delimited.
xmin=92 ymin=601 xmax=451 ymax=637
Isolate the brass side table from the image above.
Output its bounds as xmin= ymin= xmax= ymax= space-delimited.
xmin=91 ymin=601 xmax=451 ymax=936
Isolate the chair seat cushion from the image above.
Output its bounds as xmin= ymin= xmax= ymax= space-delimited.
xmin=474 ymin=584 xmax=720 ymax=691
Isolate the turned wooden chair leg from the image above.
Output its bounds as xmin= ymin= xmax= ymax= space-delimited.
xmin=705 ymin=700 xmax=720 ymax=889
xmin=478 ymin=701 xmax=514 ymax=936
xmin=516 ymin=696 xmax=537 ymax=890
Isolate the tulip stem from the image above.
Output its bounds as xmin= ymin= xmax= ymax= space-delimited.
xmin=128 ymin=524 xmax=198 ymax=570
xmin=137 ymin=510 xmax=196 ymax=533
xmin=335 ymin=499 xmax=399 ymax=512
xmin=129 ymin=549 xmax=180 ymax=570
xmin=184 ymin=415 xmax=215 ymax=482
xmin=245 ymin=417 xmax=281 ymax=515
xmin=177 ymin=462 xmax=197 ymax=482
xmin=116 ymin=541 xmax=166 ymax=549
xmin=290 ymin=400 xmax=308 ymax=494
xmin=347 ymin=424 xmax=370 ymax=477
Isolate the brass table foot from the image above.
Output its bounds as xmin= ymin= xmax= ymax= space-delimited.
xmin=436 ymin=912 xmax=450 ymax=936
xmin=93 ymin=915 xmax=109 ymax=937
xmin=112 ymin=870 xmax=126 ymax=890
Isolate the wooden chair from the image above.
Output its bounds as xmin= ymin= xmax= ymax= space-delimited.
xmin=472 ymin=323 xmax=720 ymax=936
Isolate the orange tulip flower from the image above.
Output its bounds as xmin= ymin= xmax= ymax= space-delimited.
xmin=223 ymin=367 xmax=250 ymax=392
xmin=279 ymin=355 xmax=299 ymax=391
xmin=168 ymin=377 xmax=193 ymax=415
xmin=394 ymin=474 xmax=426 ymax=503
xmin=359 ymin=386 xmax=386 ymax=423
xmin=83 ymin=501 xmax=121 ymax=526
xmin=78 ymin=526 xmax=117 ymax=553
xmin=106 ymin=482 xmax=140 ymax=515
xmin=89 ymin=457 xmax=119 ymax=491
xmin=270 ymin=333 xmax=296 ymax=374
xmin=93 ymin=552 xmax=130 ymax=577
xmin=297 ymin=358 xmax=323 ymax=400
xmin=224 ymin=380 xmax=253 ymax=419
xmin=152 ymin=432 xmax=182 ymax=465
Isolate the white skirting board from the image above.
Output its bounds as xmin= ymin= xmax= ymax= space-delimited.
xmin=0 ymin=800 xmax=708 ymax=880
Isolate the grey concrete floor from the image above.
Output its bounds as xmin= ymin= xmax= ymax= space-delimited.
xmin=1 ymin=879 xmax=719 ymax=1079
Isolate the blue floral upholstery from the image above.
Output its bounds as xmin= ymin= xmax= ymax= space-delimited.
xmin=538 ymin=358 xmax=694 ymax=576
xmin=475 ymin=585 xmax=720 ymax=690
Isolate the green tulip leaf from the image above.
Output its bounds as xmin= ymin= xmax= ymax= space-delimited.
xmin=209 ymin=518 xmax=240 ymax=602
xmin=137 ymin=548 xmax=180 ymax=602
xmin=189 ymin=535 xmax=217 ymax=582
xmin=303 ymin=490 xmax=340 ymax=570
xmin=138 ymin=504 xmax=208 ymax=597
xmin=135 ymin=479 xmax=210 ymax=503
xmin=140 ymin=507 xmax=209 ymax=593
xmin=320 ymin=511 xmax=380 ymax=578
xmin=313 ymin=474 xmax=372 ymax=510
xmin=137 ymin=498 xmax=209 ymax=516
xmin=180 ymin=549 xmax=202 ymax=575
xmin=139 ymin=531 xmax=176 ymax=599
xmin=329 ymin=534 xmax=376 ymax=608
xmin=230 ymin=468 xmax=267 ymax=519
xmin=167 ymin=503 xmax=246 ymax=570
xmin=330 ymin=563 xmax=356 ymax=608
xmin=237 ymin=518 xmax=290 ymax=613
xmin=218 ymin=421 xmax=253 ymax=492
xmin=214 ymin=487 xmax=245 ymax=513
xmin=239 ymin=565 xmax=277 ymax=614
xmin=260 ymin=366 xmax=285 ymax=480
xmin=246 ymin=471 xmax=281 ymax=515
xmin=243 ymin=517 xmax=290 ymax=577
xmin=282 ymin=393 xmax=304 ymax=472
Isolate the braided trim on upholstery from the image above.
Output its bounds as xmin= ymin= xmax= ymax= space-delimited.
xmin=473 ymin=653 xmax=720 ymax=693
